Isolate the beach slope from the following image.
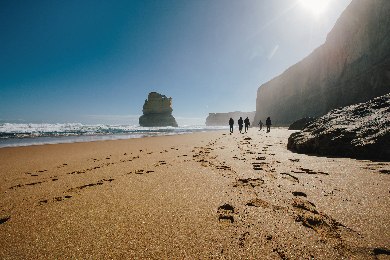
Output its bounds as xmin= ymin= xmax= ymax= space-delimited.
xmin=0 ymin=128 xmax=389 ymax=259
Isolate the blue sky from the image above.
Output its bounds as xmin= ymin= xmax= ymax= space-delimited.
xmin=0 ymin=0 xmax=352 ymax=125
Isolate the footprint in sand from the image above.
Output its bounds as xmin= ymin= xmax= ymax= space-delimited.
xmin=246 ymin=198 xmax=270 ymax=208
xmin=292 ymin=198 xmax=342 ymax=239
xmin=66 ymin=179 xmax=114 ymax=192
xmin=297 ymin=168 xmax=330 ymax=175
xmin=280 ymin=172 xmax=299 ymax=183
xmin=216 ymin=165 xmax=231 ymax=171
xmin=292 ymin=191 xmax=307 ymax=197
xmin=9 ymin=180 xmax=47 ymax=189
xmin=39 ymin=179 xmax=114 ymax=205
xmin=39 ymin=195 xmax=72 ymax=205
xmin=130 ymin=169 xmax=155 ymax=174
xmin=154 ymin=161 xmax=167 ymax=167
xmin=238 ymin=231 xmax=250 ymax=247
xmin=54 ymin=197 xmax=63 ymax=201
xmin=217 ymin=204 xmax=235 ymax=223
xmin=373 ymin=248 xmax=390 ymax=257
xmin=233 ymin=178 xmax=264 ymax=188
xmin=0 ymin=216 xmax=10 ymax=225
xmin=292 ymin=198 xmax=318 ymax=214
xmin=252 ymin=162 xmax=266 ymax=170
xmin=300 ymin=168 xmax=317 ymax=174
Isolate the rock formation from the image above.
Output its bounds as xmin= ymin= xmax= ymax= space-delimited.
xmin=287 ymin=94 xmax=390 ymax=160
xmin=206 ymin=111 xmax=255 ymax=126
xmin=139 ymin=92 xmax=178 ymax=127
xmin=254 ymin=0 xmax=390 ymax=126
xmin=288 ymin=117 xmax=316 ymax=130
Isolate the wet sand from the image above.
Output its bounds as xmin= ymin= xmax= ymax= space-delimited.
xmin=0 ymin=128 xmax=389 ymax=259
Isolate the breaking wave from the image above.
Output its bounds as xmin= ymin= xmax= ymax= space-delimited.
xmin=0 ymin=123 xmax=228 ymax=148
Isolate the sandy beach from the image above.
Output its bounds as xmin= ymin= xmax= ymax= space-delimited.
xmin=0 ymin=128 xmax=389 ymax=259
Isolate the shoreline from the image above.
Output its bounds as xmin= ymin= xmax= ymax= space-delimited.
xmin=0 ymin=126 xmax=229 ymax=148
xmin=1 ymin=128 xmax=389 ymax=258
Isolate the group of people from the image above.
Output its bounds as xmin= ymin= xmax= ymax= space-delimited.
xmin=228 ymin=117 xmax=250 ymax=134
xmin=257 ymin=117 xmax=272 ymax=132
xmin=228 ymin=116 xmax=272 ymax=134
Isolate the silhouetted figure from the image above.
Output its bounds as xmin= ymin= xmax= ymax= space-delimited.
xmin=244 ymin=117 xmax=250 ymax=133
xmin=229 ymin=117 xmax=234 ymax=134
xmin=266 ymin=117 xmax=272 ymax=132
xmin=238 ymin=117 xmax=243 ymax=133
xmin=258 ymin=120 xmax=263 ymax=130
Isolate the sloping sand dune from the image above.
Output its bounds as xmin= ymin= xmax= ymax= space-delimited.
xmin=0 ymin=128 xmax=389 ymax=259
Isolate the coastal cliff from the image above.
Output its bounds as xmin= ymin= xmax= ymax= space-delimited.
xmin=206 ymin=111 xmax=255 ymax=126
xmin=254 ymin=0 xmax=390 ymax=126
xmin=139 ymin=92 xmax=178 ymax=127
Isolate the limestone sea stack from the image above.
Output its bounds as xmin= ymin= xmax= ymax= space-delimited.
xmin=139 ymin=92 xmax=178 ymax=127
xmin=287 ymin=93 xmax=390 ymax=160
xmin=254 ymin=0 xmax=390 ymax=126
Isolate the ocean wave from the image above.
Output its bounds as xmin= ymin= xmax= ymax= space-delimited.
xmin=0 ymin=123 xmax=228 ymax=148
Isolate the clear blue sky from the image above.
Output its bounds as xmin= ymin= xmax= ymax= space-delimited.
xmin=0 ymin=0 xmax=352 ymax=125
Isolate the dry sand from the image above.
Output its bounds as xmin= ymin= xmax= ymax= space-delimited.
xmin=0 ymin=128 xmax=389 ymax=259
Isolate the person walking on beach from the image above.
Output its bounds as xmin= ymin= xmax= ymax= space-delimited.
xmin=238 ymin=117 xmax=243 ymax=133
xmin=258 ymin=120 xmax=263 ymax=130
xmin=244 ymin=117 xmax=250 ymax=133
xmin=229 ymin=117 xmax=234 ymax=134
xmin=266 ymin=117 xmax=272 ymax=132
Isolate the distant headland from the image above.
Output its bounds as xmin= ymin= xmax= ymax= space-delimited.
xmin=206 ymin=111 xmax=255 ymax=126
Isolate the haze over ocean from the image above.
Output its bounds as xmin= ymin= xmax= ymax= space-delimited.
xmin=1 ymin=0 xmax=352 ymax=125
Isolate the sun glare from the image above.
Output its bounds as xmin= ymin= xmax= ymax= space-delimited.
xmin=300 ymin=0 xmax=330 ymax=15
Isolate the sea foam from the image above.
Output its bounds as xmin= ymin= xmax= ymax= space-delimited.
xmin=0 ymin=123 xmax=228 ymax=148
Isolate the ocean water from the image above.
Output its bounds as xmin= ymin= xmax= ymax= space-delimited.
xmin=0 ymin=123 xmax=228 ymax=148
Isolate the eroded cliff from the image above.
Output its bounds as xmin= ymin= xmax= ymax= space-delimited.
xmin=254 ymin=0 xmax=390 ymax=126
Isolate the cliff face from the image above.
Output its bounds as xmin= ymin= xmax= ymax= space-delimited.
xmin=139 ymin=92 xmax=178 ymax=127
xmin=206 ymin=111 xmax=255 ymax=126
xmin=254 ymin=0 xmax=390 ymax=126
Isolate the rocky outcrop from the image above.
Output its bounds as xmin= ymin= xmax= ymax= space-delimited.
xmin=254 ymin=0 xmax=390 ymax=126
xmin=288 ymin=117 xmax=316 ymax=130
xmin=139 ymin=92 xmax=178 ymax=127
xmin=287 ymin=93 xmax=390 ymax=160
xmin=206 ymin=111 xmax=255 ymax=126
